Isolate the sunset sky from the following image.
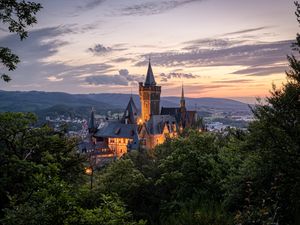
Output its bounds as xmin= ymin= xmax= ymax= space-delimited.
xmin=0 ymin=0 xmax=297 ymax=103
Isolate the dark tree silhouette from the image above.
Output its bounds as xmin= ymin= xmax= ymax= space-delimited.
xmin=0 ymin=0 xmax=42 ymax=82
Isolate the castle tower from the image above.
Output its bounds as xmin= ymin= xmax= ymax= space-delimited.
xmin=139 ymin=60 xmax=161 ymax=122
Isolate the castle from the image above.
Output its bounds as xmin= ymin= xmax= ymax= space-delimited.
xmin=85 ymin=61 xmax=197 ymax=162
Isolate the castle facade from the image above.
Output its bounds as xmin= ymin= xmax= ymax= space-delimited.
xmin=86 ymin=61 xmax=197 ymax=161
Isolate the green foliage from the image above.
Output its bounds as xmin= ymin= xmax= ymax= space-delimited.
xmin=2 ymin=180 xmax=145 ymax=225
xmin=223 ymin=2 xmax=300 ymax=224
xmin=97 ymin=159 xmax=146 ymax=195
xmin=0 ymin=0 xmax=42 ymax=82
xmin=91 ymin=131 xmax=245 ymax=225
xmin=1 ymin=2 xmax=300 ymax=224
xmin=0 ymin=112 xmax=84 ymax=212
xmin=0 ymin=112 xmax=144 ymax=225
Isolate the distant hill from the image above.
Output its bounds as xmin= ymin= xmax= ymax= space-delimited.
xmin=0 ymin=90 xmax=251 ymax=119
xmin=80 ymin=93 xmax=251 ymax=112
xmin=0 ymin=90 xmax=116 ymax=110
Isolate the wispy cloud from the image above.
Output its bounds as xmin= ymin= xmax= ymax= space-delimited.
xmin=77 ymin=0 xmax=106 ymax=11
xmin=84 ymin=69 xmax=144 ymax=86
xmin=232 ymin=65 xmax=288 ymax=76
xmin=120 ymin=0 xmax=202 ymax=16
xmin=110 ymin=57 xmax=135 ymax=63
xmin=160 ymin=72 xmax=198 ymax=82
xmin=182 ymin=38 xmax=245 ymax=50
xmin=165 ymin=84 xmax=233 ymax=95
xmin=223 ymin=27 xmax=269 ymax=36
xmin=88 ymin=43 xmax=127 ymax=56
xmin=47 ymin=76 xmax=64 ymax=82
xmin=136 ymin=39 xmax=292 ymax=76
xmin=212 ymin=79 xmax=253 ymax=84
xmin=0 ymin=26 xmax=73 ymax=64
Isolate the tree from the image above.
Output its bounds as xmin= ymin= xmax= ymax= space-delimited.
xmin=0 ymin=0 xmax=42 ymax=82
xmin=226 ymin=2 xmax=300 ymax=224
xmin=0 ymin=112 xmax=146 ymax=225
xmin=0 ymin=112 xmax=84 ymax=214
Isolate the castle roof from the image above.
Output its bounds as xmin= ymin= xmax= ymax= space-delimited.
xmin=161 ymin=107 xmax=197 ymax=128
xmin=144 ymin=60 xmax=156 ymax=86
xmin=161 ymin=107 xmax=181 ymax=121
xmin=95 ymin=121 xmax=138 ymax=139
xmin=145 ymin=115 xmax=177 ymax=134
xmin=121 ymin=96 xmax=138 ymax=124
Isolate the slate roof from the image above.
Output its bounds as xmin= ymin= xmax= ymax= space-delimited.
xmin=144 ymin=60 xmax=156 ymax=86
xmin=145 ymin=115 xmax=177 ymax=134
xmin=121 ymin=97 xmax=138 ymax=124
xmin=161 ymin=107 xmax=181 ymax=121
xmin=95 ymin=121 xmax=138 ymax=138
xmin=161 ymin=107 xmax=197 ymax=128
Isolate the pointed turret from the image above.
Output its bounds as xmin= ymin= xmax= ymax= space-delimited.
xmin=144 ymin=59 xmax=156 ymax=86
xmin=88 ymin=107 xmax=97 ymax=133
xmin=180 ymin=84 xmax=186 ymax=108
xmin=122 ymin=96 xmax=138 ymax=124
xmin=179 ymin=84 xmax=187 ymax=129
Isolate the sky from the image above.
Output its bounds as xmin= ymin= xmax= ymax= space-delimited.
xmin=0 ymin=0 xmax=297 ymax=103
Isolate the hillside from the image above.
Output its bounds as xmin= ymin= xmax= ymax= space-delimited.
xmin=0 ymin=90 xmax=251 ymax=119
xmin=79 ymin=93 xmax=251 ymax=112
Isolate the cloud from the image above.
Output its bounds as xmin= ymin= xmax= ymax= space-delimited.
xmin=77 ymin=0 xmax=106 ymax=11
xmin=0 ymin=26 xmax=73 ymax=63
xmin=0 ymin=24 xmax=127 ymax=89
xmin=223 ymin=27 xmax=269 ymax=36
xmin=110 ymin=57 xmax=134 ymax=63
xmin=136 ymin=39 xmax=292 ymax=76
xmin=232 ymin=65 xmax=288 ymax=76
xmin=182 ymin=38 xmax=245 ymax=50
xmin=165 ymin=83 xmax=233 ymax=95
xmin=88 ymin=43 xmax=127 ymax=56
xmin=212 ymin=79 xmax=253 ymax=84
xmin=85 ymin=74 xmax=128 ymax=86
xmin=160 ymin=72 xmax=198 ymax=82
xmin=47 ymin=76 xmax=64 ymax=82
xmin=84 ymin=69 xmax=144 ymax=86
xmin=120 ymin=0 xmax=202 ymax=16
xmin=88 ymin=44 xmax=112 ymax=55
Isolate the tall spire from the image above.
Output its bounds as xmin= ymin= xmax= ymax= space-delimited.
xmin=181 ymin=83 xmax=184 ymax=100
xmin=180 ymin=84 xmax=185 ymax=108
xmin=88 ymin=107 xmax=96 ymax=133
xmin=144 ymin=58 xmax=156 ymax=86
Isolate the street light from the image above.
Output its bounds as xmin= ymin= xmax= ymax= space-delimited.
xmin=85 ymin=167 xmax=93 ymax=189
